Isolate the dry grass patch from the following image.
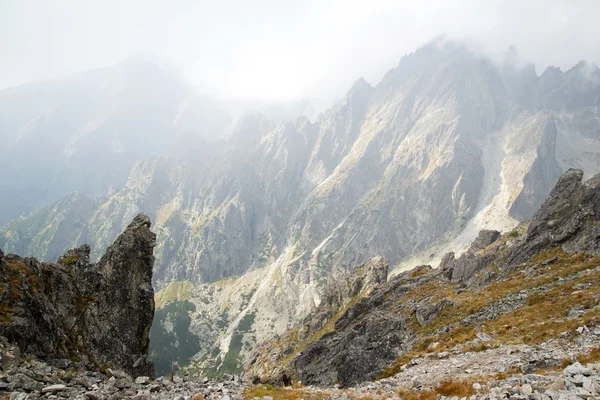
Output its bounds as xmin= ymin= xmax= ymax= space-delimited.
xmin=243 ymin=385 xmax=330 ymax=400
xmin=396 ymin=388 xmax=436 ymax=400
xmin=436 ymin=379 xmax=476 ymax=397
xmin=578 ymin=347 xmax=600 ymax=365
xmin=381 ymin=248 xmax=600 ymax=378
xmin=409 ymin=267 xmax=429 ymax=279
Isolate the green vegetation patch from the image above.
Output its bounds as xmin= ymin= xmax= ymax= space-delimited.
xmin=155 ymin=281 xmax=196 ymax=309
xmin=217 ymin=311 xmax=256 ymax=376
xmin=149 ymin=300 xmax=201 ymax=376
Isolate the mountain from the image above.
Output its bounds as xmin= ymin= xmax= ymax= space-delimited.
xmin=2 ymin=39 xmax=600 ymax=374
xmin=247 ymin=168 xmax=600 ymax=386
xmin=0 ymin=57 xmax=232 ymax=225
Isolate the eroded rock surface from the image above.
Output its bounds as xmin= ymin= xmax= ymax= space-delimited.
xmin=0 ymin=213 xmax=156 ymax=377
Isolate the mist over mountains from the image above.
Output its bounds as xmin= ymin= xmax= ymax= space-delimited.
xmin=2 ymin=39 xmax=600 ymax=375
xmin=3 ymin=40 xmax=600 ymax=280
xmin=0 ymin=57 xmax=325 ymax=227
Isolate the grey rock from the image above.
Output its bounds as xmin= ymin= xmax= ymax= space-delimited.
xmin=415 ymin=298 xmax=455 ymax=327
xmin=564 ymin=363 xmax=593 ymax=377
xmin=469 ymin=230 xmax=501 ymax=253
xmin=521 ymin=383 xmax=533 ymax=395
xmin=0 ymin=214 xmax=156 ymax=377
xmin=476 ymin=332 xmax=493 ymax=342
xmin=135 ymin=376 xmax=150 ymax=385
xmin=42 ymin=384 xmax=67 ymax=393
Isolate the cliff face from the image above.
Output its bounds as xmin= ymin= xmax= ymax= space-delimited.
xmin=0 ymin=213 xmax=156 ymax=377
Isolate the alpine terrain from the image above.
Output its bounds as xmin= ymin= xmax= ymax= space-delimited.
xmin=2 ymin=39 xmax=600 ymax=378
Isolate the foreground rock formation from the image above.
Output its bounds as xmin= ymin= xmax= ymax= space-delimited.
xmin=0 ymin=213 xmax=156 ymax=377
xmin=3 ymin=324 xmax=600 ymax=399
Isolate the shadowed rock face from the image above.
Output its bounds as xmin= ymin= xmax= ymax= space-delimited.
xmin=0 ymin=213 xmax=156 ymax=377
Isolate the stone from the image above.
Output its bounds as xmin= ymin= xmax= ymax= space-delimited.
xmin=114 ymin=378 xmax=131 ymax=389
xmin=42 ymin=384 xmax=67 ymax=393
xmin=521 ymin=383 xmax=533 ymax=395
xmin=541 ymin=256 xmax=559 ymax=266
xmin=7 ymin=373 xmax=43 ymax=392
xmin=415 ymin=298 xmax=455 ymax=327
xmin=134 ymin=376 xmax=150 ymax=385
xmin=582 ymin=377 xmax=595 ymax=393
xmin=476 ymin=332 xmax=493 ymax=342
xmin=564 ymin=363 xmax=592 ymax=377
xmin=149 ymin=385 xmax=161 ymax=393
xmin=469 ymin=230 xmax=501 ymax=253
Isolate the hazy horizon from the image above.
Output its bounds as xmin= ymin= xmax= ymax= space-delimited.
xmin=2 ymin=0 xmax=600 ymax=103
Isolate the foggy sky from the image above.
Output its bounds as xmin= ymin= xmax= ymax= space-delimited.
xmin=1 ymin=0 xmax=600 ymax=101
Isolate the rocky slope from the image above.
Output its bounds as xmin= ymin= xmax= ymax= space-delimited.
xmin=0 ymin=213 xmax=156 ymax=377
xmin=3 ymin=39 xmax=600 ymax=376
xmin=244 ymin=168 xmax=600 ymax=389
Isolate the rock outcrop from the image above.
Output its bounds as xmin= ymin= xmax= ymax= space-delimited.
xmin=0 ymin=213 xmax=156 ymax=377
xmin=244 ymin=257 xmax=389 ymax=381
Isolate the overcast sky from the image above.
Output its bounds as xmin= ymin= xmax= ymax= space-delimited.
xmin=1 ymin=0 xmax=600 ymax=101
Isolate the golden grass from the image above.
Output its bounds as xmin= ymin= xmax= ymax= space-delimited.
xmin=436 ymin=379 xmax=476 ymax=397
xmin=243 ymin=385 xmax=330 ymax=400
xmin=396 ymin=379 xmax=477 ymax=400
xmin=578 ymin=347 xmax=600 ymax=365
xmin=395 ymin=388 xmax=436 ymax=400
xmin=380 ymin=248 xmax=600 ymax=378
xmin=244 ymin=384 xmax=392 ymax=400
xmin=409 ymin=267 xmax=429 ymax=278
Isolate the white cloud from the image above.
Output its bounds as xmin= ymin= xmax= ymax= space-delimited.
xmin=1 ymin=0 xmax=599 ymax=101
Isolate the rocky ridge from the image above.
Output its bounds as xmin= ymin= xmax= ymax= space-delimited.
xmin=0 ymin=213 xmax=156 ymax=377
